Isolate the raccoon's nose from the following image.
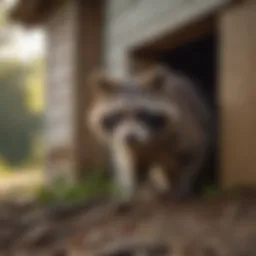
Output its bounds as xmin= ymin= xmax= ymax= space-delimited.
xmin=125 ymin=134 xmax=138 ymax=145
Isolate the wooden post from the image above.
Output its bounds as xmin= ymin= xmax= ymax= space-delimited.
xmin=219 ymin=0 xmax=256 ymax=188
xmin=75 ymin=0 xmax=106 ymax=178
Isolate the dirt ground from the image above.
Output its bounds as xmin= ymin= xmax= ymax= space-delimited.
xmin=0 ymin=188 xmax=255 ymax=256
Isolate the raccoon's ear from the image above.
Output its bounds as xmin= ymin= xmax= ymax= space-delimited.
xmin=88 ymin=70 xmax=119 ymax=95
xmin=139 ymin=65 xmax=168 ymax=92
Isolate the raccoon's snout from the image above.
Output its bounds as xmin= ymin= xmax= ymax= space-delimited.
xmin=114 ymin=121 xmax=150 ymax=146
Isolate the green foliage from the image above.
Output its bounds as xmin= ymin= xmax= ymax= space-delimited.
xmin=26 ymin=58 xmax=45 ymax=114
xmin=0 ymin=60 xmax=41 ymax=166
xmin=0 ymin=2 xmax=44 ymax=168
xmin=36 ymin=170 xmax=113 ymax=206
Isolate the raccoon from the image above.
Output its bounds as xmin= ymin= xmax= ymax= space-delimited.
xmin=87 ymin=65 xmax=214 ymax=202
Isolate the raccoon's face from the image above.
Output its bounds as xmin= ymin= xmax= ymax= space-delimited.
xmin=97 ymin=101 xmax=172 ymax=147
xmin=87 ymin=67 xmax=180 ymax=147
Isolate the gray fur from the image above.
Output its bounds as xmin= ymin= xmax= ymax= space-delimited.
xmin=87 ymin=66 xmax=214 ymax=201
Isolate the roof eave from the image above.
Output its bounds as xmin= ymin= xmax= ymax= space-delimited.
xmin=9 ymin=0 xmax=67 ymax=26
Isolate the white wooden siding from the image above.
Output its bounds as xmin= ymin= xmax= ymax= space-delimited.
xmin=105 ymin=0 xmax=232 ymax=77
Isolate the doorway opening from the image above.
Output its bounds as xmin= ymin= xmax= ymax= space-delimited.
xmin=130 ymin=22 xmax=219 ymax=195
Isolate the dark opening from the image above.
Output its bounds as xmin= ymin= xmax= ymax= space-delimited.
xmin=158 ymin=33 xmax=219 ymax=194
xmin=159 ymin=34 xmax=217 ymax=114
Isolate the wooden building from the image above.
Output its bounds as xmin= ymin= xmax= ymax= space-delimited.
xmin=10 ymin=0 xmax=256 ymax=189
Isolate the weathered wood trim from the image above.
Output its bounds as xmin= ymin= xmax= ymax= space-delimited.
xmin=219 ymin=0 xmax=256 ymax=188
xmin=75 ymin=0 xmax=106 ymax=177
xmin=44 ymin=0 xmax=78 ymax=184
xmin=10 ymin=0 xmax=68 ymax=26
xmin=128 ymin=14 xmax=215 ymax=75
xmin=104 ymin=0 xmax=233 ymax=78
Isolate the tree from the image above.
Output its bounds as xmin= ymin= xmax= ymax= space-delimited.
xmin=0 ymin=59 xmax=38 ymax=166
xmin=0 ymin=1 xmax=44 ymax=167
xmin=25 ymin=58 xmax=45 ymax=166
xmin=26 ymin=58 xmax=45 ymax=115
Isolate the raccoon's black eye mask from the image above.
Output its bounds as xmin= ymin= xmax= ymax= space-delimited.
xmin=135 ymin=110 xmax=168 ymax=131
xmin=101 ymin=112 xmax=125 ymax=132
xmin=101 ymin=110 xmax=168 ymax=134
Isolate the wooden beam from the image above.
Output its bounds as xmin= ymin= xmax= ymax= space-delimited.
xmin=10 ymin=0 xmax=67 ymax=26
xmin=75 ymin=0 xmax=106 ymax=177
xmin=219 ymin=0 xmax=256 ymax=188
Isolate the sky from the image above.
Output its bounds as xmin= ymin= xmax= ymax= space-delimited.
xmin=1 ymin=0 xmax=45 ymax=61
xmin=12 ymin=27 xmax=45 ymax=61
xmin=0 ymin=0 xmax=46 ymax=114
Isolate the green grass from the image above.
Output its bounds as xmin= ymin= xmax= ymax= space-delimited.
xmin=36 ymin=170 xmax=113 ymax=206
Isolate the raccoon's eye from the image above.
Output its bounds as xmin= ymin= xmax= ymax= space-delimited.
xmin=136 ymin=110 xmax=167 ymax=131
xmin=101 ymin=113 xmax=124 ymax=132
